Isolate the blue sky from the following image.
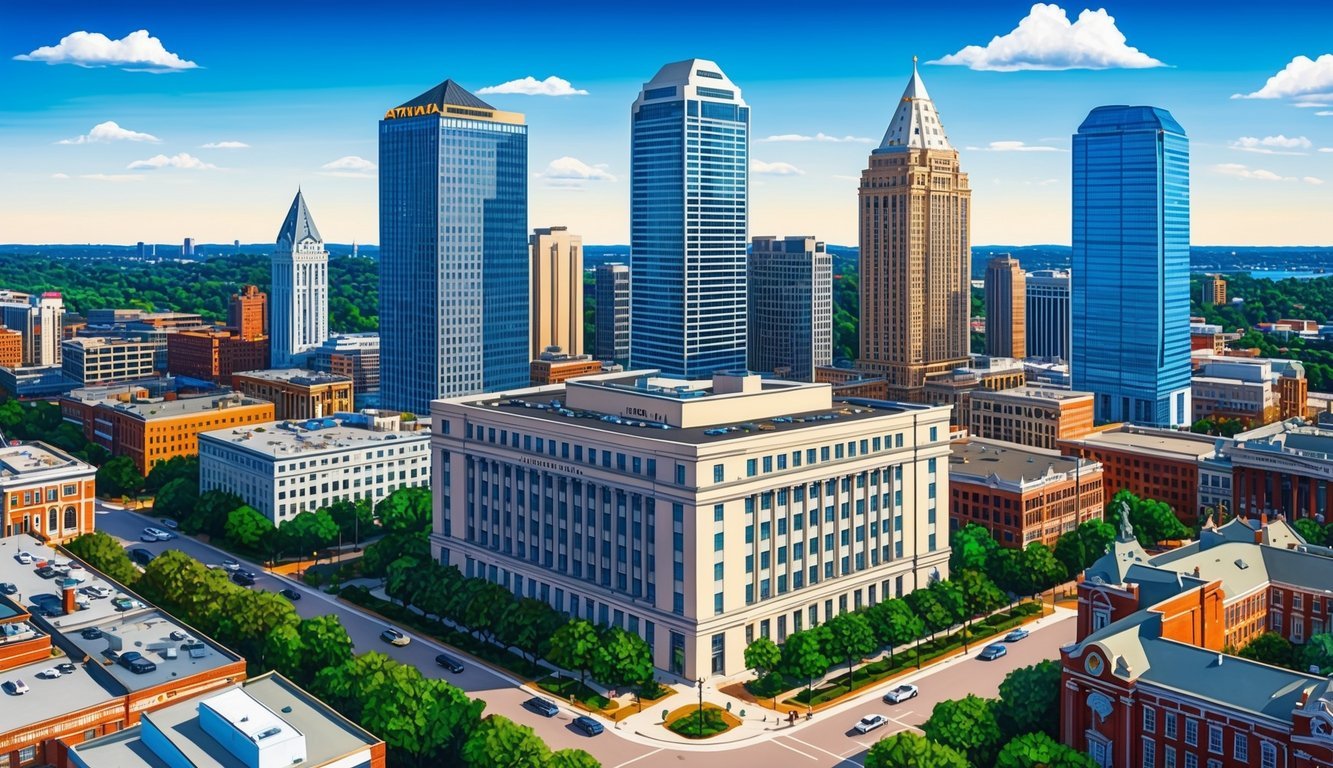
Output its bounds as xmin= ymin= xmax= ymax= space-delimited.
xmin=2 ymin=0 xmax=1332 ymax=246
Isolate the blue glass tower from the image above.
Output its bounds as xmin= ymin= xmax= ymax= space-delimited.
xmin=378 ymin=80 xmax=528 ymax=414
xmin=1072 ymin=106 xmax=1190 ymax=426
xmin=630 ymin=59 xmax=748 ymax=378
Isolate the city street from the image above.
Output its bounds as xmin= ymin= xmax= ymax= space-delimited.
xmin=96 ymin=504 xmax=1074 ymax=767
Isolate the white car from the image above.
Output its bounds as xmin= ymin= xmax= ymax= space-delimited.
xmin=36 ymin=668 xmax=61 ymax=679
xmin=142 ymin=527 xmax=172 ymax=542
xmin=221 ymin=558 xmax=241 ymax=572
xmin=2 ymin=679 xmax=29 ymax=695
xmin=883 ymin=684 xmax=918 ymax=704
xmin=15 ymin=552 xmax=33 ymax=565
xmin=853 ymin=714 xmax=888 ymax=734
xmin=80 ymin=586 xmax=114 ymax=599
xmin=380 ymin=628 xmax=410 ymax=647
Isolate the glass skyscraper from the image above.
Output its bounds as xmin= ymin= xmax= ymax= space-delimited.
xmin=378 ymin=80 xmax=528 ymax=414
xmin=630 ymin=59 xmax=748 ymax=378
xmin=1072 ymin=106 xmax=1190 ymax=426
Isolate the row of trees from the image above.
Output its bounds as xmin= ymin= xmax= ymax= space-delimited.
xmin=1233 ymin=630 xmax=1333 ymax=674
xmin=0 ymin=398 xmax=110 ymax=467
xmin=865 ymin=660 xmax=1093 ymax=768
xmin=64 ymin=532 xmax=599 ymax=768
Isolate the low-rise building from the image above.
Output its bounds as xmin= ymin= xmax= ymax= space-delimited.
xmin=432 ymin=370 xmax=953 ymax=678
xmin=308 ymin=333 xmax=379 ymax=396
xmin=0 ymin=365 xmax=76 ymax=400
xmin=231 ymin=368 xmax=353 ymax=421
xmin=949 ymin=438 xmax=1103 ymax=547
xmin=199 ymin=410 xmax=429 ymax=523
xmin=0 ymin=328 xmax=22 ymax=369
xmin=1231 ymin=420 xmax=1333 ymax=521
xmin=1189 ymin=355 xmax=1306 ymax=427
xmin=1060 ymin=516 xmax=1333 ymax=768
xmin=813 ymin=368 xmax=892 ymax=399
xmin=967 ymin=385 xmax=1095 ymax=450
xmin=0 ymin=441 xmax=96 ymax=543
xmin=921 ymin=355 xmax=1027 ymax=425
xmin=529 ymin=348 xmax=619 ymax=386
xmin=61 ymin=337 xmax=161 ymax=386
xmin=167 ymin=329 xmax=269 ymax=384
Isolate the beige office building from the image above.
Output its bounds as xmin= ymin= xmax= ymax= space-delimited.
xmin=530 ymin=226 xmax=583 ymax=359
xmin=857 ymin=62 xmax=971 ymax=398
xmin=61 ymin=336 xmax=160 ymax=386
xmin=432 ymin=371 xmax=952 ymax=679
xmin=984 ymin=255 xmax=1025 ymax=359
xmin=968 ymin=385 xmax=1095 ymax=450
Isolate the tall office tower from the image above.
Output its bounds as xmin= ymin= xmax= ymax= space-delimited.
xmin=1072 ymin=106 xmax=1190 ymax=427
xmin=271 ymin=190 xmax=329 ymax=367
xmin=1202 ymin=274 xmax=1227 ymax=306
xmin=0 ymin=292 xmax=65 ymax=367
xmin=630 ymin=59 xmax=749 ymax=378
xmin=984 ymin=255 xmax=1026 ymax=359
xmin=857 ymin=60 xmax=971 ymax=399
xmin=182 ymin=237 xmax=195 ymax=257
xmin=594 ymin=264 xmax=630 ymax=367
xmin=746 ymin=236 xmax=832 ymax=381
xmin=379 ymin=79 xmax=528 ymax=414
xmin=1026 ymin=269 xmax=1071 ymax=360
xmin=136 ymin=242 xmax=146 ymax=259
xmin=530 ymin=226 xmax=583 ymax=358
xmin=229 ymin=284 xmax=268 ymax=342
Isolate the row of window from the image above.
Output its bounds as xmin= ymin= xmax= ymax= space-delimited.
xmin=9 ymin=483 xmax=81 ymax=508
xmin=1141 ymin=706 xmax=1275 ymax=767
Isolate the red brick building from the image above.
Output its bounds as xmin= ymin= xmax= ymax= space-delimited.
xmin=1061 ymin=516 xmax=1333 ymax=767
xmin=227 ymin=284 xmax=268 ymax=342
xmin=167 ymin=329 xmax=269 ymax=384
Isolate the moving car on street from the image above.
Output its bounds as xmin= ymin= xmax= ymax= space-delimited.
xmin=380 ymin=628 xmax=410 ymax=647
xmin=854 ymin=714 xmax=888 ymax=734
xmin=978 ymin=643 xmax=1008 ymax=661
xmin=883 ymin=684 xmax=918 ymax=704
xmin=435 ymin=654 xmax=464 ymax=673
xmin=1004 ymin=627 xmax=1030 ymax=642
xmin=279 ymin=588 xmax=301 ymax=601
xmin=573 ymin=715 xmax=603 ymax=736
xmin=230 ymin=571 xmax=256 ymax=587
xmin=525 ymin=697 xmax=560 ymax=718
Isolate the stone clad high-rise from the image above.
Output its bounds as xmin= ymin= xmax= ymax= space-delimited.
xmin=984 ymin=254 xmax=1025 ymax=359
xmin=529 ymin=226 xmax=583 ymax=359
xmin=270 ymin=190 xmax=327 ymax=367
xmin=378 ymin=80 xmax=528 ymax=414
xmin=857 ymin=61 xmax=971 ymax=399
xmin=630 ymin=59 xmax=748 ymax=378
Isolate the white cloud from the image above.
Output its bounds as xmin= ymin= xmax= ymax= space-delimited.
xmin=760 ymin=132 xmax=873 ymax=144
xmin=1320 ymin=148 xmax=1333 ymax=153
xmin=538 ymin=157 xmax=616 ymax=184
xmin=57 ymin=120 xmax=160 ymax=144
xmin=1319 ymin=111 xmax=1333 ymax=117
xmin=1229 ymin=135 xmax=1312 ymax=155
xmin=965 ymin=140 xmax=1065 ymax=152
xmin=318 ymin=156 xmax=375 ymax=177
xmin=1233 ymin=54 xmax=1333 ymax=100
xmin=931 ymin=3 xmax=1165 ymax=71
xmin=751 ymin=159 xmax=804 ymax=176
xmin=1214 ymin=163 xmax=1322 ymax=184
xmin=477 ymin=76 xmax=588 ymax=96
xmin=80 ymin=173 xmax=145 ymax=182
xmin=127 ymin=152 xmax=216 ymax=170
xmin=50 ymin=173 xmax=69 ymax=180
xmin=201 ymin=140 xmax=249 ymax=149
xmin=14 ymin=29 xmax=197 ymax=72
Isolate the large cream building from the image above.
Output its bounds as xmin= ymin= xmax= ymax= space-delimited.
xmin=529 ymin=226 xmax=583 ymax=359
xmin=431 ymin=371 xmax=952 ymax=679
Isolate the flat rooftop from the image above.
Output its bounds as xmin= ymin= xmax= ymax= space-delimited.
xmin=969 ymin=385 xmax=1092 ymax=403
xmin=0 ymin=441 xmax=93 ymax=479
xmin=63 ymin=336 xmax=160 ymax=350
xmin=1061 ymin=425 xmax=1220 ymax=460
xmin=69 ymin=672 xmax=381 ymax=768
xmin=950 ymin=439 xmax=1095 ymax=485
xmin=102 ymin=393 xmax=270 ymax=421
xmin=201 ymin=416 xmax=429 ymax=459
xmin=0 ymin=652 xmax=121 ymax=736
xmin=231 ymin=368 xmax=351 ymax=386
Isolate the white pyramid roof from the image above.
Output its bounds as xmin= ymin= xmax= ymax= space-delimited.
xmin=877 ymin=59 xmax=952 ymax=152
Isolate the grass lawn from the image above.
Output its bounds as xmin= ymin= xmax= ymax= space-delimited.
xmin=536 ymin=675 xmax=618 ymax=713
xmin=665 ymin=703 xmax=740 ymax=739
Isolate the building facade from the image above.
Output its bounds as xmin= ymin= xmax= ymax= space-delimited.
xmin=61 ymin=337 xmax=161 ymax=386
xmin=309 ymin=333 xmax=380 ymax=397
xmin=228 ymin=284 xmax=268 ymax=343
xmin=857 ymin=62 xmax=971 ymax=399
xmin=594 ymin=263 xmax=630 ymax=367
xmin=1026 ymin=269 xmax=1071 ymax=360
xmin=271 ymin=191 xmax=328 ymax=368
xmin=0 ymin=291 xmax=64 ymax=367
xmin=530 ymin=227 xmax=583 ymax=359
xmin=431 ymin=371 xmax=952 ymax=678
xmin=1072 ymin=106 xmax=1191 ymax=427
xmin=529 ymin=350 xmax=613 ymax=386
xmin=230 ymin=369 xmax=353 ymax=421
xmin=200 ymin=410 xmax=429 ymax=523
xmin=0 ymin=328 xmax=22 ymax=369
xmin=984 ymin=255 xmax=1026 ymax=359
xmin=746 ymin=236 xmax=832 ymax=382
xmin=1202 ymin=274 xmax=1228 ymax=306
xmin=166 ymin=329 xmax=268 ymax=384
xmin=949 ymin=438 xmax=1103 ymax=547
xmin=1230 ymin=422 xmax=1333 ymax=521
xmin=921 ymin=355 xmax=1027 ymax=427
xmin=0 ymin=441 xmax=96 ymax=542
xmin=379 ymin=79 xmax=528 ymax=413
xmin=967 ymin=385 xmax=1096 ymax=450
xmin=630 ymin=59 xmax=749 ymax=378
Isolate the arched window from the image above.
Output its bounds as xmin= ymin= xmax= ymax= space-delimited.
xmin=48 ymin=507 xmax=58 ymax=531
xmin=64 ymin=506 xmax=77 ymax=530
xmin=1260 ymin=742 xmax=1277 ymax=768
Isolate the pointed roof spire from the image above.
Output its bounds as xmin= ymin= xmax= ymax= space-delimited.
xmin=277 ymin=189 xmax=322 ymax=246
xmin=876 ymin=58 xmax=951 ymax=153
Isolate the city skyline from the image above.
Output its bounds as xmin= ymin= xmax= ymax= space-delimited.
xmin=5 ymin=1 xmax=1333 ymax=247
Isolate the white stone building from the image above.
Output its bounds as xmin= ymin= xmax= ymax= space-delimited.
xmin=270 ymin=190 xmax=329 ymax=368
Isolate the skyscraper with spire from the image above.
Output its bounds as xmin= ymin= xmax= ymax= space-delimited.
xmin=378 ymin=79 xmax=528 ymax=413
xmin=630 ymin=59 xmax=749 ymax=378
xmin=857 ymin=60 xmax=971 ymax=399
xmin=271 ymin=190 xmax=329 ymax=367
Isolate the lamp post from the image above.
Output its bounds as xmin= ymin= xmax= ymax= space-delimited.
xmin=696 ymin=676 xmax=705 ymax=738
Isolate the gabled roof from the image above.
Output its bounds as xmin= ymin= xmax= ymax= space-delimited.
xmin=277 ymin=190 xmax=322 ymax=246
xmin=395 ymin=79 xmax=494 ymax=113
xmin=876 ymin=58 xmax=952 ymax=153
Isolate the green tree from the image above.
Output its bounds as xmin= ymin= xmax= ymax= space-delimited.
xmin=824 ymin=612 xmax=876 ymax=689
xmin=1237 ymin=632 xmax=1299 ymax=670
xmin=905 ymin=585 xmax=955 ymax=638
xmin=224 ymin=505 xmax=275 ymax=550
xmin=950 ymin=523 xmax=999 ymax=574
xmin=326 ymin=498 xmax=374 ymax=545
xmin=361 ymin=531 xmax=431 ymax=577
xmin=1107 ymin=489 xmax=1190 ymax=546
xmin=145 ymin=455 xmax=198 ymax=493
xmin=1017 ymin=542 xmax=1068 ymax=596
xmin=152 ymin=477 xmax=199 ymax=521
xmin=1301 ymin=633 xmax=1333 ymax=674
xmin=497 ymin=597 xmax=562 ymax=668
xmin=462 ymin=715 xmax=550 ymax=768
xmin=780 ymin=628 xmax=830 ymax=702
xmin=96 ymin=455 xmax=144 ymax=497
xmin=65 ymin=531 xmax=140 ymax=585
xmin=266 ymin=615 xmax=356 ymax=687
xmin=214 ymin=589 xmax=300 ymax=671
xmin=996 ymin=660 xmax=1063 ymax=739
xmin=956 ymin=569 xmax=1006 ymax=620
xmin=278 ymin=509 xmax=339 ymax=556
xmin=864 ymin=732 xmax=969 ymax=768
xmin=184 ymin=489 xmax=244 ymax=538
xmin=921 ymin=694 xmax=1004 ymax=767
xmin=549 ymin=620 xmax=600 ymax=691
xmin=865 ymin=598 xmax=925 ymax=660
xmin=996 ymin=731 xmax=1097 ymax=768
xmin=377 ymin=487 xmax=432 ymax=533
xmin=1054 ymin=519 xmax=1117 ymax=575
xmin=592 ymin=627 xmax=653 ymax=691
xmin=460 ymin=581 xmax=512 ymax=644
xmin=548 ymin=748 xmax=602 ymax=768
xmin=385 ymin=556 xmax=427 ymax=607
xmin=743 ymin=637 xmax=782 ymax=679
xmin=1293 ymin=518 xmax=1329 ymax=546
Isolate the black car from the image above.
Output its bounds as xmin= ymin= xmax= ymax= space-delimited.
xmin=434 ymin=654 xmax=464 ymax=673
xmin=525 ymin=697 xmax=560 ymax=717
xmin=279 ymin=588 xmax=301 ymax=601
xmin=230 ymin=571 xmax=256 ymax=587
xmin=128 ymin=549 xmax=155 ymax=567
xmin=0 ymin=582 xmax=16 ymax=595
xmin=56 ymin=662 xmax=77 ymax=675
xmin=117 ymin=651 xmax=157 ymax=674
xmin=81 ymin=627 xmax=103 ymax=640
xmin=34 ymin=566 xmax=57 ymax=579
xmin=572 ymin=715 xmax=603 ymax=736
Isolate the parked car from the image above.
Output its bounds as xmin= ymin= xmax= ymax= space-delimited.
xmin=221 ymin=558 xmax=241 ymax=572
xmin=380 ymin=628 xmax=410 ymax=647
xmin=1004 ymin=628 xmax=1030 ymax=643
xmin=36 ymin=667 xmax=62 ymax=679
xmin=230 ymin=571 xmax=256 ymax=587
xmin=117 ymin=651 xmax=157 ymax=674
xmin=883 ymin=684 xmax=918 ymax=704
xmin=128 ymin=549 xmax=155 ymax=567
xmin=978 ymin=643 xmax=1008 ymax=661
xmin=2 ymin=679 xmax=29 ymax=695
xmin=279 ymin=588 xmax=301 ymax=601
xmin=111 ymin=597 xmax=142 ymax=612
xmin=853 ymin=714 xmax=888 ymax=734
xmin=56 ymin=662 xmax=77 ymax=675
xmin=80 ymin=585 xmax=113 ymax=599
xmin=142 ymin=526 xmax=172 ymax=542
xmin=34 ymin=566 xmax=57 ymax=579
xmin=0 ymin=582 xmax=16 ymax=595
xmin=525 ymin=697 xmax=560 ymax=718
xmin=160 ymin=518 xmax=178 ymax=530
xmin=15 ymin=552 xmax=33 ymax=565
xmin=434 ymin=654 xmax=464 ymax=673
xmin=81 ymin=627 xmax=103 ymax=640
xmin=573 ymin=715 xmax=603 ymax=736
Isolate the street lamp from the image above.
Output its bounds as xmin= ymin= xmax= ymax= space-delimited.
xmin=696 ymin=676 xmax=705 ymax=738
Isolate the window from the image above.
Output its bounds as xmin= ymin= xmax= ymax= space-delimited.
xmin=1184 ymin=718 xmax=1198 ymax=747
xmin=1141 ymin=737 xmax=1156 ymax=768
xmin=1233 ymin=734 xmax=1247 ymax=762
xmin=1183 ymin=755 xmax=1197 ymax=768
xmin=1164 ymin=746 xmax=1176 ymax=768
xmin=746 ymin=459 xmax=757 ymax=477
xmin=1165 ymin=713 xmax=1177 ymax=739
xmin=1207 ymin=724 xmax=1222 ymax=754
xmin=1142 ymin=706 xmax=1156 ymax=733
xmin=714 ymin=464 xmax=724 ymax=483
